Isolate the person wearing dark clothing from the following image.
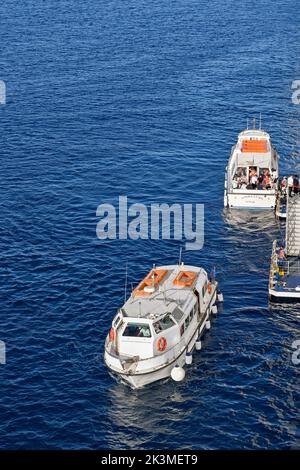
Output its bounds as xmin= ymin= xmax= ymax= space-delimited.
xmin=293 ymin=175 xmax=299 ymax=194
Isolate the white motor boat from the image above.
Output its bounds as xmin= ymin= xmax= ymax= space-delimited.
xmin=224 ymin=126 xmax=280 ymax=209
xmin=104 ymin=263 xmax=223 ymax=388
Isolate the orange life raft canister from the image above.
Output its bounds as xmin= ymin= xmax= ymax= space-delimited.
xmin=109 ymin=328 xmax=115 ymax=342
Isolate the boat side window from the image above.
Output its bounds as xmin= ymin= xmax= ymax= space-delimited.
xmin=171 ymin=307 xmax=184 ymax=322
xmin=184 ymin=315 xmax=190 ymax=329
xmin=153 ymin=313 xmax=175 ymax=334
xmin=122 ymin=323 xmax=152 ymax=338
xmin=113 ymin=314 xmax=122 ymax=329
xmin=189 ymin=309 xmax=193 ymax=322
xmin=180 ymin=324 xmax=184 ymax=336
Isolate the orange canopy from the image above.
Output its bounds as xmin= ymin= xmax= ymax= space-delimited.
xmin=241 ymin=140 xmax=268 ymax=153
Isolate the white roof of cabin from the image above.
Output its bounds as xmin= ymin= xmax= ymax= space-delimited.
xmin=122 ymin=264 xmax=208 ymax=320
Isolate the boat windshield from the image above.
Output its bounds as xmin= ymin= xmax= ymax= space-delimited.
xmin=122 ymin=323 xmax=152 ymax=338
xmin=153 ymin=314 xmax=175 ymax=334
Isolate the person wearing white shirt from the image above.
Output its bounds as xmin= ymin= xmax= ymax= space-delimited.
xmin=251 ymin=175 xmax=258 ymax=189
xmin=271 ymin=168 xmax=278 ymax=181
xmin=288 ymin=175 xmax=294 ymax=196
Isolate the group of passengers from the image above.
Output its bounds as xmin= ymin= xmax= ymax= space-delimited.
xmin=280 ymin=175 xmax=299 ymax=197
xmin=232 ymin=167 xmax=278 ymax=190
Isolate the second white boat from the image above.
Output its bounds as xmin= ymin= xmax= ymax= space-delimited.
xmin=224 ymin=125 xmax=280 ymax=209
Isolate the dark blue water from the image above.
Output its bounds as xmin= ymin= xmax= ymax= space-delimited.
xmin=1 ymin=0 xmax=300 ymax=450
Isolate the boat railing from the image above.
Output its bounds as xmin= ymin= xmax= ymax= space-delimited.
xmin=269 ymin=240 xmax=278 ymax=289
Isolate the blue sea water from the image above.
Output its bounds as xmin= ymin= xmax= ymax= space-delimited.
xmin=0 ymin=0 xmax=300 ymax=450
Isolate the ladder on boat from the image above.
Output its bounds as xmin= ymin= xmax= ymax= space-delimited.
xmin=286 ymin=192 xmax=300 ymax=256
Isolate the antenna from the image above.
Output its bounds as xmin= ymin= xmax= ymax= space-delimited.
xmin=259 ymin=113 xmax=262 ymax=130
xmin=178 ymin=246 xmax=183 ymax=265
xmin=163 ymin=285 xmax=167 ymax=304
xmin=124 ymin=261 xmax=128 ymax=303
xmin=152 ymin=263 xmax=155 ymax=288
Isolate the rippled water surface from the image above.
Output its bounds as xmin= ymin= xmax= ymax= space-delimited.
xmin=0 ymin=0 xmax=300 ymax=449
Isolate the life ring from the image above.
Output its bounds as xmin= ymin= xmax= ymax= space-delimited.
xmin=208 ymin=282 xmax=212 ymax=294
xmin=109 ymin=328 xmax=115 ymax=342
xmin=157 ymin=337 xmax=167 ymax=352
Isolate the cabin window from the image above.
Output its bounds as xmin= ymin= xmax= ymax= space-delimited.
xmin=189 ymin=310 xmax=193 ymax=322
xmin=185 ymin=316 xmax=190 ymax=329
xmin=122 ymin=323 xmax=152 ymax=338
xmin=153 ymin=314 xmax=175 ymax=334
xmin=172 ymin=307 xmax=184 ymax=322
xmin=180 ymin=324 xmax=184 ymax=336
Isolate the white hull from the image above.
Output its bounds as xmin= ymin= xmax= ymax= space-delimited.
xmin=114 ymin=350 xmax=187 ymax=389
xmin=269 ymin=288 xmax=300 ymax=302
xmin=225 ymin=190 xmax=276 ymax=209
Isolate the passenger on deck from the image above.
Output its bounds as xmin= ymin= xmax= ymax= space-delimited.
xmin=288 ymin=175 xmax=294 ymax=197
xmin=264 ymin=173 xmax=271 ymax=189
xmin=278 ymin=246 xmax=286 ymax=260
xmin=232 ymin=178 xmax=238 ymax=189
xmin=271 ymin=168 xmax=278 ymax=183
xmin=257 ymin=176 xmax=264 ymax=190
xmin=250 ymin=174 xmax=258 ymax=189
xmin=281 ymin=176 xmax=287 ymax=193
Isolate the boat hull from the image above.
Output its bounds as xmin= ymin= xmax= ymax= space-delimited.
xmin=225 ymin=191 xmax=276 ymax=209
xmin=269 ymin=288 xmax=300 ymax=303
xmin=111 ymin=350 xmax=187 ymax=389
